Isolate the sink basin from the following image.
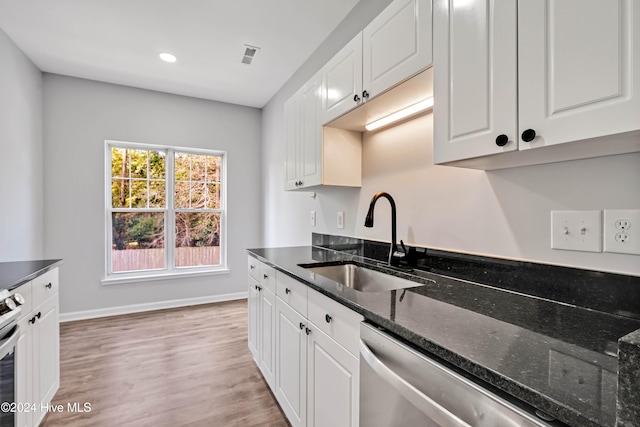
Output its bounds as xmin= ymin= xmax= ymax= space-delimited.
xmin=300 ymin=262 xmax=420 ymax=293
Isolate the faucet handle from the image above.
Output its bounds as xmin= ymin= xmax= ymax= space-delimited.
xmin=393 ymin=240 xmax=407 ymax=259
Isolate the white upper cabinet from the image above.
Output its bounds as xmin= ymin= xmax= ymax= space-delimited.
xmin=284 ymin=71 xmax=326 ymax=190
xmin=284 ymin=71 xmax=362 ymax=191
xmin=434 ymin=0 xmax=640 ymax=168
xmin=284 ymin=91 xmax=302 ymax=191
xmin=518 ymin=0 xmax=640 ymax=150
xmin=433 ymin=0 xmax=517 ymax=162
xmin=362 ymin=0 xmax=432 ymax=101
xmin=322 ymin=34 xmax=364 ymax=124
xmin=322 ymin=0 xmax=432 ymax=124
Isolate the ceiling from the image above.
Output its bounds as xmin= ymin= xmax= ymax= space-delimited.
xmin=0 ymin=0 xmax=360 ymax=108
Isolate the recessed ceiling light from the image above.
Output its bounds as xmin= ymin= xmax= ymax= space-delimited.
xmin=159 ymin=53 xmax=177 ymax=63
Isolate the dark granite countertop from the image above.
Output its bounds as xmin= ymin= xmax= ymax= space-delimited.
xmin=0 ymin=259 xmax=63 ymax=291
xmin=248 ymin=245 xmax=640 ymax=427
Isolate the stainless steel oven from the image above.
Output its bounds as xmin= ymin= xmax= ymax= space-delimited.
xmin=359 ymin=322 xmax=561 ymax=427
xmin=0 ymin=289 xmax=24 ymax=427
xmin=0 ymin=326 xmax=19 ymax=427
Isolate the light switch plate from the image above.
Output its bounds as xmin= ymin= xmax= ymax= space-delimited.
xmin=337 ymin=211 xmax=344 ymax=229
xmin=551 ymin=210 xmax=602 ymax=252
xmin=603 ymin=209 xmax=640 ymax=255
xmin=310 ymin=211 xmax=316 ymax=227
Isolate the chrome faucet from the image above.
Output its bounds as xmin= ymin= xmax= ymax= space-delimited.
xmin=364 ymin=192 xmax=409 ymax=269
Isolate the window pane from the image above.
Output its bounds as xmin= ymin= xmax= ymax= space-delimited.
xmin=175 ymin=152 xmax=190 ymax=181
xmin=111 ymin=147 xmax=166 ymax=209
xmin=174 ymin=181 xmax=190 ymax=208
xmin=206 ymin=156 xmax=221 ymax=182
xmin=111 ymin=212 xmax=165 ymax=272
xmin=149 ymin=181 xmax=165 ymax=208
xmin=111 ymin=179 xmax=129 ymax=208
xmin=191 ymin=183 xmax=206 ymax=209
xmin=130 ymin=180 xmax=148 ymax=208
xmin=206 ymin=183 xmax=220 ymax=209
xmin=148 ymin=151 xmax=166 ymax=179
xmin=175 ymin=212 xmax=220 ymax=267
xmin=111 ymin=147 xmax=128 ymax=178
xmin=173 ymin=152 xmax=222 ymax=210
xmin=130 ymin=150 xmax=148 ymax=179
xmin=191 ymin=154 xmax=207 ymax=181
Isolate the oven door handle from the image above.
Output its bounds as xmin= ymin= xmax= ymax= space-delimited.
xmin=0 ymin=326 xmax=19 ymax=359
xmin=359 ymin=339 xmax=472 ymax=427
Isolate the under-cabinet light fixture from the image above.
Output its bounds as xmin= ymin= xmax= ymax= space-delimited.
xmin=364 ymin=97 xmax=434 ymax=131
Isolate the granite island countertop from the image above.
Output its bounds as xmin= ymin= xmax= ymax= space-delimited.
xmin=0 ymin=259 xmax=63 ymax=291
xmin=248 ymin=245 xmax=640 ymax=427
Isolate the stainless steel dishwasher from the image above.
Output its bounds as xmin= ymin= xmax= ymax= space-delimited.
xmin=359 ymin=322 xmax=562 ymax=427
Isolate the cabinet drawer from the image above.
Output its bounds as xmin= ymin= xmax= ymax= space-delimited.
xmin=308 ymin=289 xmax=363 ymax=357
xmin=32 ymin=269 xmax=59 ymax=308
xmin=11 ymin=281 xmax=32 ymax=321
xmin=248 ymin=255 xmax=260 ymax=281
xmin=276 ymin=272 xmax=308 ymax=317
xmin=260 ymin=263 xmax=276 ymax=294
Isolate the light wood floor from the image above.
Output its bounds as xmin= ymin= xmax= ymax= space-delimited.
xmin=42 ymin=299 xmax=289 ymax=427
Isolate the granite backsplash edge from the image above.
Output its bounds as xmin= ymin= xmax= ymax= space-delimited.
xmin=311 ymin=232 xmax=640 ymax=320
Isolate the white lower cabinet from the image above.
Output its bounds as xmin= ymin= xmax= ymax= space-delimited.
xmin=265 ymin=265 xmax=363 ymax=427
xmin=13 ymin=267 xmax=60 ymax=427
xmin=247 ymin=275 xmax=260 ymax=360
xmin=247 ymin=257 xmax=277 ymax=391
xmin=275 ymin=297 xmax=308 ymax=427
xmin=32 ymin=296 xmax=60 ymax=424
xmin=16 ymin=314 xmax=33 ymax=427
xmin=258 ymin=286 xmax=276 ymax=390
xmin=307 ymin=326 xmax=359 ymax=427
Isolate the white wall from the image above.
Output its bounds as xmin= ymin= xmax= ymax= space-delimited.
xmin=0 ymin=29 xmax=44 ymax=261
xmin=43 ymin=74 xmax=262 ymax=315
xmin=261 ymin=6 xmax=640 ymax=276
xmin=261 ymin=0 xmax=393 ymax=247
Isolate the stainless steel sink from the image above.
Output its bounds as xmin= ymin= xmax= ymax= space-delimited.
xmin=301 ymin=262 xmax=420 ymax=292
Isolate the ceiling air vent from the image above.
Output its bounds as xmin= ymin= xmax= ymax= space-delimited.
xmin=242 ymin=45 xmax=260 ymax=65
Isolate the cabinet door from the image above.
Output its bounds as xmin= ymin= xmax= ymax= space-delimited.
xmin=363 ymin=0 xmax=432 ymax=100
xmin=433 ymin=0 xmax=518 ymax=163
xmin=322 ymin=33 xmax=363 ymax=124
xmin=307 ymin=326 xmax=359 ymax=427
xmin=275 ymin=298 xmax=307 ymax=427
xmin=16 ymin=317 xmax=32 ymax=427
xmin=299 ymin=71 xmax=323 ymax=189
xmin=518 ymin=0 xmax=640 ymax=150
xmin=32 ymin=296 xmax=60 ymax=426
xmin=259 ymin=288 xmax=276 ymax=391
xmin=248 ymin=276 xmax=260 ymax=360
xmin=284 ymin=89 xmax=302 ymax=190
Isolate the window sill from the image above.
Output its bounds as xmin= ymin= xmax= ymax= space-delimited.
xmin=101 ymin=268 xmax=230 ymax=286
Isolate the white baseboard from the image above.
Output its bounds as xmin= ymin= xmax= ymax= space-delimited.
xmin=59 ymin=292 xmax=248 ymax=323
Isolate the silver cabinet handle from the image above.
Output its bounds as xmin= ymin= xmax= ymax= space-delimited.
xmin=359 ymin=340 xmax=472 ymax=427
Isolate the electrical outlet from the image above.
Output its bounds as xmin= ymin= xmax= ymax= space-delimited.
xmin=604 ymin=209 xmax=640 ymax=255
xmin=310 ymin=211 xmax=316 ymax=227
xmin=337 ymin=211 xmax=344 ymax=229
xmin=551 ymin=210 xmax=602 ymax=252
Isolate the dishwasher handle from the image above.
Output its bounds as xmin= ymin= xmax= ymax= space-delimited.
xmin=359 ymin=339 xmax=472 ymax=427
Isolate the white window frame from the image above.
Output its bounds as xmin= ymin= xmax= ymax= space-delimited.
xmin=102 ymin=140 xmax=228 ymax=285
